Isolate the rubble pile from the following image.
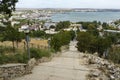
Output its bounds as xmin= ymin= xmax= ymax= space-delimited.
xmin=84 ymin=54 xmax=120 ymax=80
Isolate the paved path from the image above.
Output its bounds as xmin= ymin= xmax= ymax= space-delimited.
xmin=14 ymin=41 xmax=90 ymax=80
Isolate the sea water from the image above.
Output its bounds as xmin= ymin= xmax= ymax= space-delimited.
xmin=51 ymin=12 xmax=120 ymax=22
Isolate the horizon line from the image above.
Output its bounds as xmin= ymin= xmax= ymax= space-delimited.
xmin=16 ymin=7 xmax=120 ymax=10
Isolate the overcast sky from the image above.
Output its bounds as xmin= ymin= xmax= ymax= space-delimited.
xmin=16 ymin=0 xmax=120 ymax=9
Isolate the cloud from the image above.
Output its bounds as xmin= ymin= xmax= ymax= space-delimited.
xmin=16 ymin=0 xmax=120 ymax=9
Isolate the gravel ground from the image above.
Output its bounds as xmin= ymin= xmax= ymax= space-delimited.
xmin=14 ymin=41 xmax=90 ymax=80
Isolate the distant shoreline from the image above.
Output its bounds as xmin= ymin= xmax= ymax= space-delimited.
xmin=16 ymin=8 xmax=120 ymax=12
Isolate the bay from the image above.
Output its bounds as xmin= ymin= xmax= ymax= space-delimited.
xmin=51 ymin=12 xmax=120 ymax=22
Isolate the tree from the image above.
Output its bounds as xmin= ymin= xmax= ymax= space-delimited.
xmin=102 ymin=22 xmax=109 ymax=29
xmin=2 ymin=26 xmax=22 ymax=52
xmin=69 ymin=30 xmax=75 ymax=40
xmin=60 ymin=31 xmax=71 ymax=45
xmin=77 ymin=32 xmax=93 ymax=53
xmin=106 ymin=34 xmax=117 ymax=44
xmin=0 ymin=0 xmax=18 ymax=42
xmin=108 ymin=46 xmax=120 ymax=64
xmin=87 ymin=24 xmax=99 ymax=36
xmin=31 ymin=31 xmax=46 ymax=38
xmin=55 ymin=21 xmax=70 ymax=31
xmin=0 ymin=0 xmax=18 ymax=17
xmin=0 ymin=26 xmax=5 ymax=41
xmin=77 ymin=32 xmax=112 ymax=57
xmin=0 ymin=0 xmax=20 ymax=50
xmin=50 ymin=34 xmax=62 ymax=51
xmin=0 ymin=0 xmax=18 ymax=28
xmin=98 ymin=21 xmax=101 ymax=25
xmin=50 ymin=25 xmax=56 ymax=29
xmin=77 ymin=21 xmax=99 ymax=30
xmin=96 ymin=37 xmax=112 ymax=57
xmin=50 ymin=31 xmax=72 ymax=52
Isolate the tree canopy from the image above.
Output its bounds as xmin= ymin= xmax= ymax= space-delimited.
xmin=55 ymin=21 xmax=70 ymax=31
xmin=0 ymin=0 xmax=19 ymax=51
xmin=0 ymin=0 xmax=18 ymax=17
xmin=50 ymin=31 xmax=73 ymax=51
xmin=77 ymin=21 xmax=98 ymax=30
xmin=77 ymin=32 xmax=112 ymax=57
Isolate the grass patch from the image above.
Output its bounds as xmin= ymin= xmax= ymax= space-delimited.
xmin=0 ymin=46 xmax=14 ymax=54
xmin=108 ymin=46 xmax=120 ymax=64
xmin=30 ymin=48 xmax=51 ymax=59
xmin=0 ymin=53 xmax=29 ymax=64
xmin=0 ymin=46 xmax=52 ymax=65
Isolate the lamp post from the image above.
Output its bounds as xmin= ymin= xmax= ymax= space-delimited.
xmin=24 ymin=29 xmax=30 ymax=60
xmin=48 ymin=38 xmax=51 ymax=49
xmin=19 ymin=25 xmax=30 ymax=60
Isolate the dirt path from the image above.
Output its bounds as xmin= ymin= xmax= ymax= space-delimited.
xmin=14 ymin=41 xmax=90 ymax=80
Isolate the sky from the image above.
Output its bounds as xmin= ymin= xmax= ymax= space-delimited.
xmin=16 ymin=0 xmax=120 ymax=9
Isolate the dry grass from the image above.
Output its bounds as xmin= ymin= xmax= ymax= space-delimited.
xmin=30 ymin=38 xmax=48 ymax=47
xmin=0 ymin=38 xmax=48 ymax=49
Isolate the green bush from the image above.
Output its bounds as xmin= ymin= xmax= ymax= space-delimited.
xmin=50 ymin=31 xmax=72 ymax=51
xmin=0 ymin=54 xmax=7 ymax=64
xmin=14 ymin=53 xmax=29 ymax=63
xmin=108 ymin=47 xmax=120 ymax=64
xmin=77 ymin=21 xmax=98 ymax=29
xmin=30 ymin=30 xmax=46 ymax=38
xmin=77 ymin=32 xmax=112 ymax=57
xmin=50 ymin=48 xmax=55 ymax=53
xmin=50 ymin=34 xmax=62 ymax=51
xmin=69 ymin=30 xmax=75 ymax=40
xmin=0 ymin=46 xmax=14 ymax=54
xmin=77 ymin=32 xmax=93 ymax=53
xmin=30 ymin=48 xmax=51 ymax=59
xmin=55 ymin=21 xmax=70 ymax=31
xmin=0 ymin=47 xmax=52 ymax=64
xmin=0 ymin=53 xmax=29 ymax=64
xmin=0 ymin=45 xmax=29 ymax=64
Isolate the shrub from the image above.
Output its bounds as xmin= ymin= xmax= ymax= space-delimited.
xmin=50 ymin=34 xmax=62 ymax=51
xmin=14 ymin=53 xmax=29 ymax=63
xmin=108 ymin=47 xmax=120 ymax=64
xmin=30 ymin=48 xmax=51 ymax=59
xmin=0 ymin=47 xmax=52 ymax=64
xmin=69 ymin=30 xmax=75 ymax=40
xmin=0 ymin=54 xmax=8 ymax=64
xmin=0 ymin=53 xmax=29 ymax=64
xmin=31 ymin=31 xmax=46 ymax=38
xmin=55 ymin=21 xmax=70 ymax=31
xmin=77 ymin=32 xmax=112 ymax=57
xmin=77 ymin=32 xmax=97 ymax=53
xmin=0 ymin=46 xmax=14 ymax=54
xmin=50 ymin=31 xmax=72 ymax=51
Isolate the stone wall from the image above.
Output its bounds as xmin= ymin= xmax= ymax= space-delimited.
xmin=0 ymin=58 xmax=37 ymax=80
xmin=0 ymin=52 xmax=61 ymax=80
xmin=0 ymin=64 xmax=27 ymax=80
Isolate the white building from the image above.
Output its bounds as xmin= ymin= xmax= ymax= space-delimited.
xmin=70 ymin=23 xmax=82 ymax=31
xmin=44 ymin=22 xmax=56 ymax=29
xmin=97 ymin=25 xmax=103 ymax=31
xmin=45 ymin=30 xmax=58 ymax=34
xmin=11 ymin=21 xmax=20 ymax=26
xmin=19 ymin=24 xmax=29 ymax=32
